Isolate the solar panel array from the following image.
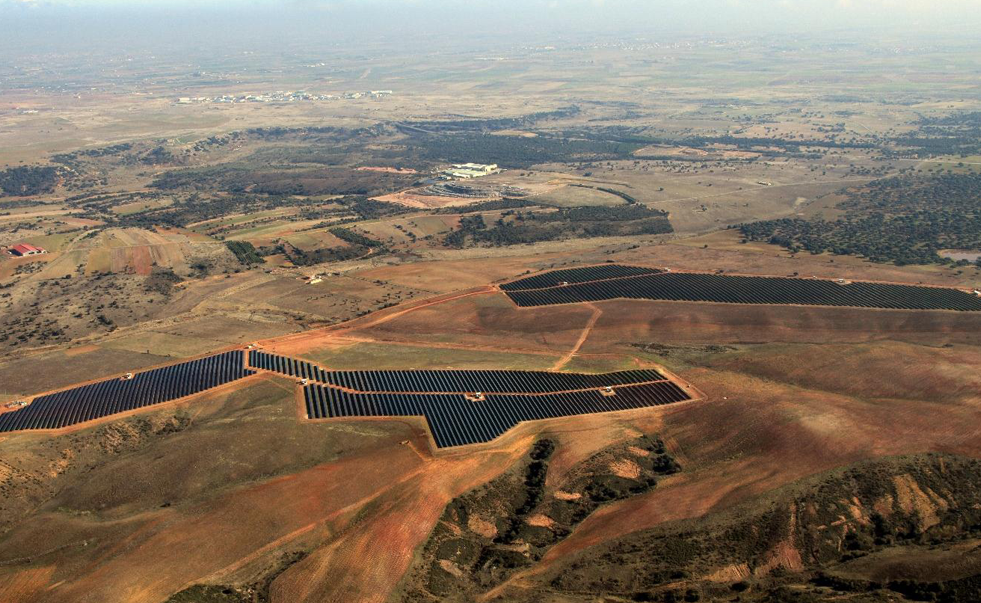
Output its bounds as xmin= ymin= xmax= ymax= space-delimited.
xmin=0 ymin=351 xmax=253 ymax=433
xmin=250 ymin=350 xmax=666 ymax=393
xmin=248 ymin=349 xmax=692 ymax=447
xmin=249 ymin=350 xmax=327 ymax=382
xmin=505 ymin=270 xmax=981 ymax=312
xmin=320 ymin=368 xmax=666 ymax=393
xmin=500 ymin=264 xmax=661 ymax=292
xmin=304 ymin=380 xmax=690 ymax=448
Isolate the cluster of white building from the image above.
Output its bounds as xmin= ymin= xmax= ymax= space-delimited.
xmin=176 ymin=90 xmax=393 ymax=105
xmin=440 ymin=163 xmax=500 ymax=180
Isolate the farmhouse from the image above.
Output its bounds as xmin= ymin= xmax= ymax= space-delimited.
xmin=8 ymin=243 xmax=47 ymax=257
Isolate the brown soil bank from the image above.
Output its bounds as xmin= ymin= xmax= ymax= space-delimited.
xmin=488 ymin=454 xmax=981 ymax=603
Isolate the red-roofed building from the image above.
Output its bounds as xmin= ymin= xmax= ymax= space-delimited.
xmin=8 ymin=243 xmax=46 ymax=257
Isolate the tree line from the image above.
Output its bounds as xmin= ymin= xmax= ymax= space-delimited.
xmin=739 ymin=173 xmax=981 ymax=266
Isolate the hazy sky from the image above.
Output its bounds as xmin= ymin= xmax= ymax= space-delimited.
xmin=6 ymin=1 xmax=981 ymax=28
xmin=4 ymin=0 xmax=981 ymax=55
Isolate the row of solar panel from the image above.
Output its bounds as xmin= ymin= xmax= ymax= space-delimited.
xmin=320 ymin=368 xmax=667 ymax=394
xmin=0 ymin=352 xmax=253 ymax=433
xmin=250 ymin=350 xmax=667 ymax=394
xmin=505 ymin=271 xmax=981 ymax=311
xmin=249 ymin=350 xmax=326 ymax=382
xmin=304 ymin=380 xmax=691 ymax=448
xmin=500 ymin=264 xmax=660 ymax=291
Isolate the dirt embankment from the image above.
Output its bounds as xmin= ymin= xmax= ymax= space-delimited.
xmin=396 ymin=435 xmax=680 ymax=602
xmin=485 ymin=454 xmax=981 ymax=603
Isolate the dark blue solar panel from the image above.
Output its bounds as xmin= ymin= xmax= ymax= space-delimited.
xmin=0 ymin=351 xmax=255 ymax=433
xmin=503 ymin=269 xmax=981 ymax=311
xmin=248 ymin=350 xmax=667 ymax=393
xmin=302 ymin=380 xmax=691 ymax=448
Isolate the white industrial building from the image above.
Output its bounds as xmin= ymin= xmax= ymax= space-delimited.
xmin=441 ymin=163 xmax=500 ymax=179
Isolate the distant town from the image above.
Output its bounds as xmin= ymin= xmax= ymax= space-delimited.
xmin=175 ymin=90 xmax=393 ymax=105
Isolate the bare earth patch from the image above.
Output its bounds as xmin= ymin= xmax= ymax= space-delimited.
xmin=526 ymin=514 xmax=557 ymax=530
xmin=373 ymin=190 xmax=496 ymax=209
xmin=704 ymin=562 xmax=751 ymax=583
xmin=356 ymin=167 xmax=418 ymax=174
xmin=754 ymin=505 xmax=804 ymax=575
xmin=439 ymin=559 xmax=465 ymax=578
xmin=627 ymin=446 xmax=651 ymax=457
xmin=468 ymin=516 xmax=498 ymax=539
xmin=609 ymin=459 xmax=641 ymax=479
xmin=893 ymin=474 xmax=947 ymax=531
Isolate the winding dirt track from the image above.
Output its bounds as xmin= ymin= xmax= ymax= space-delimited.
xmin=551 ymin=302 xmax=602 ymax=371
